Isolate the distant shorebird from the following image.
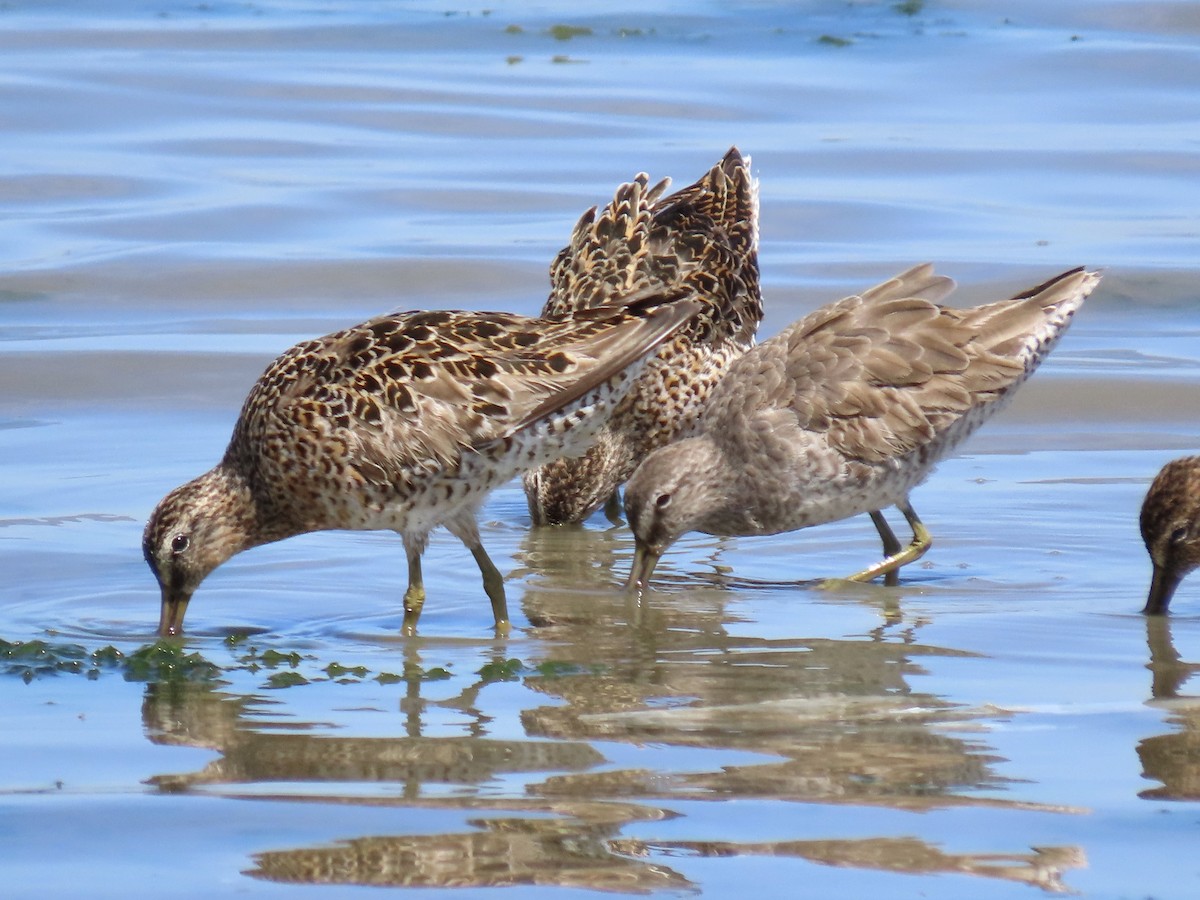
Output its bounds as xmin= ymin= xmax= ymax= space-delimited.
xmin=1140 ymin=456 xmax=1200 ymax=614
xmin=523 ymin=147 xmax=762 ymax=526
xmin=624 ymin=265 xmax=1101 ymax=591
xmin=144 ymin=296 xmax=699 ymax=637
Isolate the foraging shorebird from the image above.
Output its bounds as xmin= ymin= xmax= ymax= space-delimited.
xmin=524 ymin=147 xmax=762 ymax=526
xmin=623 ymin=265 xmax=1100 ymax=591
xmin=1140 ymin=456 xmax=1200 ymax=614
xmin=144 ymin=296 xmax=699 ymax=637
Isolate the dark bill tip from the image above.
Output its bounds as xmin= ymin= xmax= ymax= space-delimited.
xmin=158 ymin=592 xmax=191 ymax=637
xmin=1143 ymin=564 xmax=1182 ymax=616
xmin=625 ymin=542 xmax=662 ymax=595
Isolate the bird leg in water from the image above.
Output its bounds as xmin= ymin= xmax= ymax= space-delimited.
xmin=468 ymin=541 xmax=510 ymax=636
xmin=445 ymin=515 xmax=510 ymax=635
xmin=402 ymin=538 xmax=426 ymax=636
xmin=868 ymin=510 xmax=903 ymax=587
xmin=603 ymin=490 xmax=624 ymax=525
xmin=846 ymin=501 xmax=932 ymax=584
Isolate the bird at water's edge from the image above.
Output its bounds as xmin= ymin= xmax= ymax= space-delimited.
xmin=524 ymin=147 xmax=762 ymax=526
xmin=623 ymin=265 xmax=1101 ymax=591
xmin=144 ymin=296 xmax=699 ymax=637
xmin=1140 ymin=456 xmax=1200 ymax=614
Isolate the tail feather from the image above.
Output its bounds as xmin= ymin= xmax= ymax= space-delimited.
xmin=969 ymin=267 xmax=1099 ymax=364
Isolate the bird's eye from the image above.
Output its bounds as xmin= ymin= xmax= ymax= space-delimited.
xmin=171 ymin=534 xmax=190 ymax=554
xmin=655 ymin=493 xmax=672 ymax=509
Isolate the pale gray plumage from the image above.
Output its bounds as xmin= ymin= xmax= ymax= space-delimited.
xmin=624 ymin=265 xmax=1101 ymax=590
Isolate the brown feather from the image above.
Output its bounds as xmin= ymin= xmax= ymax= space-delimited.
xmin=524 ymin=147 xmax=763 ymax=525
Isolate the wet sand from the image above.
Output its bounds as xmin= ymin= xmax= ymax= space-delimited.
xmin=2 ymin=2 xmax=1200 ymax=897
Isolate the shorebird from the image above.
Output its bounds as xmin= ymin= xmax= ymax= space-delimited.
xmin=523 ymin=147 xmax=762 ymax=526
xmin=623 ymin=265 xmax=1100 ymax=591
xmin=144 ymin=295 xmax=699 ymax=637
xmin=1140 ymin=456 xmax=1200 ymax=614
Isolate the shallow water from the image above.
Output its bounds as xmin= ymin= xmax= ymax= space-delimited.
xmin=3 ymin=1 xmax=1200 ymax=897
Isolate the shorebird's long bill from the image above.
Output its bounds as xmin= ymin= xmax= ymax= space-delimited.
xmin=1144 ymin=564 xmax=1182 ymax=616
xmin=625 ymin=542 xmax=662 ymax=594
xmin=158 ymin=590 xmax=192 ymax=637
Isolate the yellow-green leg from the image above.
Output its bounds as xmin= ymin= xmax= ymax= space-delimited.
xmin=468 ymin=541 xmax=511 ymax=636
xmin=441 ymin=513 xmax=512 ymax=635
xmin=402 ymin=543 xmax=426 ymax=636
xmin=846 ymin=501 xmax=932 ymax=584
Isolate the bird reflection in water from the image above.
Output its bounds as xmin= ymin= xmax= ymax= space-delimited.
xmin=139 ymin=587 xmax=1085 ymax=893
xmin=1138 ymin=615 xmax=1200 ymax=801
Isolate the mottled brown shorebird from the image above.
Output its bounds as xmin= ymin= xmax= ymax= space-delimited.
xmin=1140 ymin=456 xmax=1200 ymax=614
xmin=624 ymin=265 xmax=1101 ymax=591
xmin=143 ymin=296 xmax=699 ymax=637
xmin=523 ymin=147 xmax=762 ymax=526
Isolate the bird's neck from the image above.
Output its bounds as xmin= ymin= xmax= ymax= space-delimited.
xmin=202 ymin=463 xmax=297 ymax=553
xmin=677 ymin=435 xmax=741 ymax=532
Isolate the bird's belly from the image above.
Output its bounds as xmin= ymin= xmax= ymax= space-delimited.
xmin=714 ymin=455 xmax=928 ymax=537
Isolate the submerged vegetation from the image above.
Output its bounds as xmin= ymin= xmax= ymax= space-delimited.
xmin=501 ymin=0 xmax=927 ymax=60
xmin=123 ymin=642 xmax=223 ymax=683
xmin=1 ymin=634 xmax=599 ymax=691
xmin=547 ymin=24 xmax=592 ymax=41
xmin=1 ymin=638 xmax=124 ymax=682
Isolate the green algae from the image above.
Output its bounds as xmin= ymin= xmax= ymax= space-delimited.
xmin=265 ymin=671 xmax=309 ymax=689
xmin=477 ymin=657 xmax=526 ymax=682
xmin=547 ymin=24 xmax=592 ymax=40
xmin=1 ymin=635 xmax=586 ymax=695
xmin=0 ymin=638 xmax=123 ymax=682
xmin=123 ymin=641 xmax=222 ymax=683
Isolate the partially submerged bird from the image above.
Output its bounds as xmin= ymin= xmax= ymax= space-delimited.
xmin=1140 ymin=456 xmax=1200 ymax=614
xmin=523 ymin=147 xmax=762 ymax=526
xmin=144 ymin=296 xmax=699 ymax=637
xmin=624 ymin=265 xmax=1101 ymax=591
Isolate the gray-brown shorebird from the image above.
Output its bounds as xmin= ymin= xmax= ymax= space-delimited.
xmin=144 ymin=296 xmax=699 ymax=637
xmin=623 ymin=265 xmax=1101 ymax=591
xmin=1140 ymin=456 xmax=1200 ymax=614
xmin=523 ymin=147 xmax=762 ymax=526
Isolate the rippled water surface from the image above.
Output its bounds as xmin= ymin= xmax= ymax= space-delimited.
xmin=3 ymin=1 xmax=1200 ymax=897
